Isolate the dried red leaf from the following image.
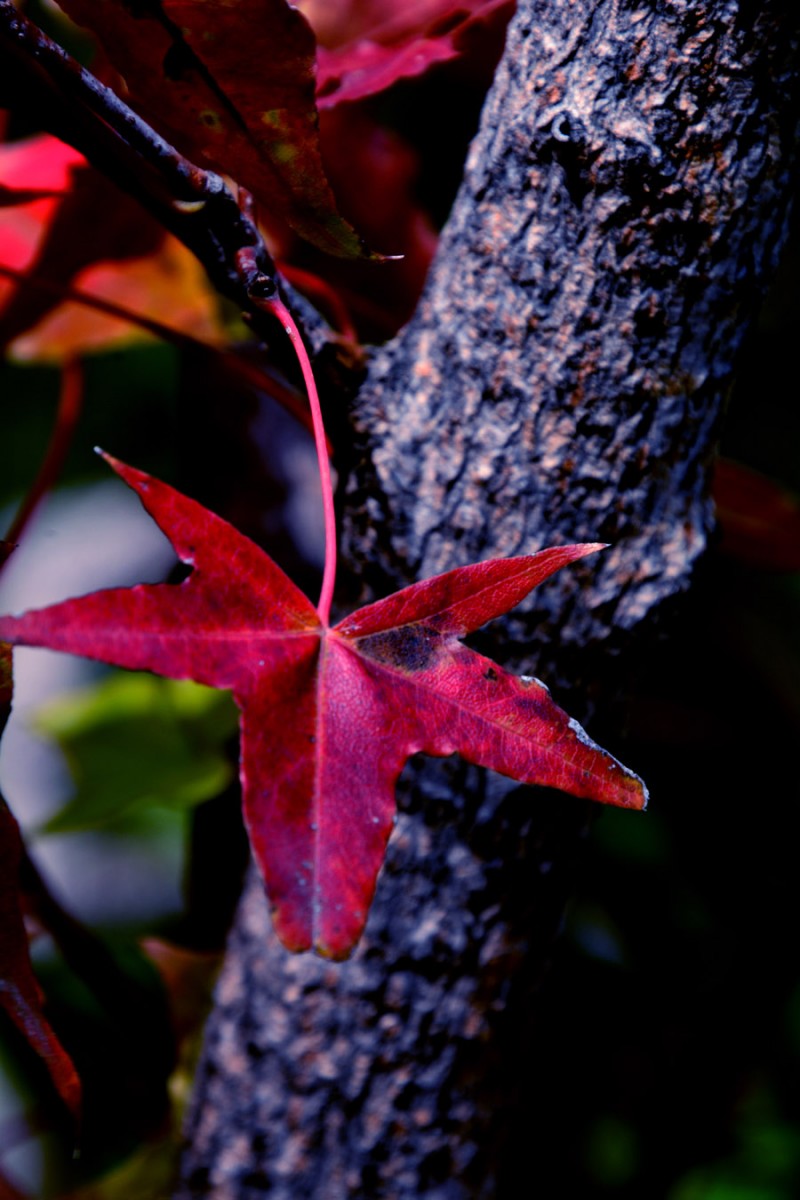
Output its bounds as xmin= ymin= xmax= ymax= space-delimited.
xmin=0 ymin=798 xmax=81 ymax=1118
xmin=0 ymin=457 xmax=647 ymax=959
xmin=57 ymin=0 xmax=372 ymax=258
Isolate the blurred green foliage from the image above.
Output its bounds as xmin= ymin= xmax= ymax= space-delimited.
xmin=36 ymin=674 xmax=237 ymax=835
xmin=2 ymin=344 xmax=181 ymax=512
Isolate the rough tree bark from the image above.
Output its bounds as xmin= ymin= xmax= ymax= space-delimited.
xmin=177 ymin=1 xmax=799 ymax=1196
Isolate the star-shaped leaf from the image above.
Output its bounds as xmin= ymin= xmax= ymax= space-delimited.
xmin=0 ymin=456 xmax=647 ymax=959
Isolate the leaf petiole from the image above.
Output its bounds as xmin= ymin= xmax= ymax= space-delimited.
xmin=261 ymin=297 xmax=337 ymax=627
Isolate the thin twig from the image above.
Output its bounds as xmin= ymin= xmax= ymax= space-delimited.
xmin=17 ymin=841 xmax=173 ymax=1064
xmin=0 ymin=3 xmax=277 ymax=321
xmin=0 ymin=262 xmax=320 ymax=439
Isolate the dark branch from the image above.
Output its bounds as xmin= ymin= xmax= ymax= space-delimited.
xmin=0 ymin=2 xmax=280 ymax=329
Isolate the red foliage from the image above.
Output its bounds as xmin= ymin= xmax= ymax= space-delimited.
xmin=312 ymin=108 xmax=439 ymax=335
xmin=0 ymin=134 xmax=83 ymax=317
xmin=311 ymin=0 xmax=515 ymax=108
xmin=57 ymin=0 xmax=371 ymax=258
xmin=0 ymin=457 xmax=647 ymax=959
xmin=0 ymin=134 xmax=223 ymax=360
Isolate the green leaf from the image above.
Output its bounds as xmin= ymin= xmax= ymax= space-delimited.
xmin=36 ymin=674 xmax=237 ymax=834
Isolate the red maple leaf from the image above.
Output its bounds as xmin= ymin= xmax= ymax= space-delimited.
xmin=0 ymin=455 xmax=646 ymax=959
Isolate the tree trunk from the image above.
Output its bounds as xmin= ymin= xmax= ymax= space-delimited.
xmin=177 ymin=1 xmax=799 ymax=1196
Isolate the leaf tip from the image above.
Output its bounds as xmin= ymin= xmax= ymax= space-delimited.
xmin=94 ymin=446 xmax=123 ymax=475
xmin=95 ymin=449 xmax=141 ymax=490
xmin=620 ymin=765 xmax=649 ymax=812
xmin=313 ymin=938 xmax=353 ymax=963
xmin=639 ymin=777 xmax=650 ymax=812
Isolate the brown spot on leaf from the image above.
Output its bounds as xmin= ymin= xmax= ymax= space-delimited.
xmin=355 ymin=625 xmax=440 ymax=673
